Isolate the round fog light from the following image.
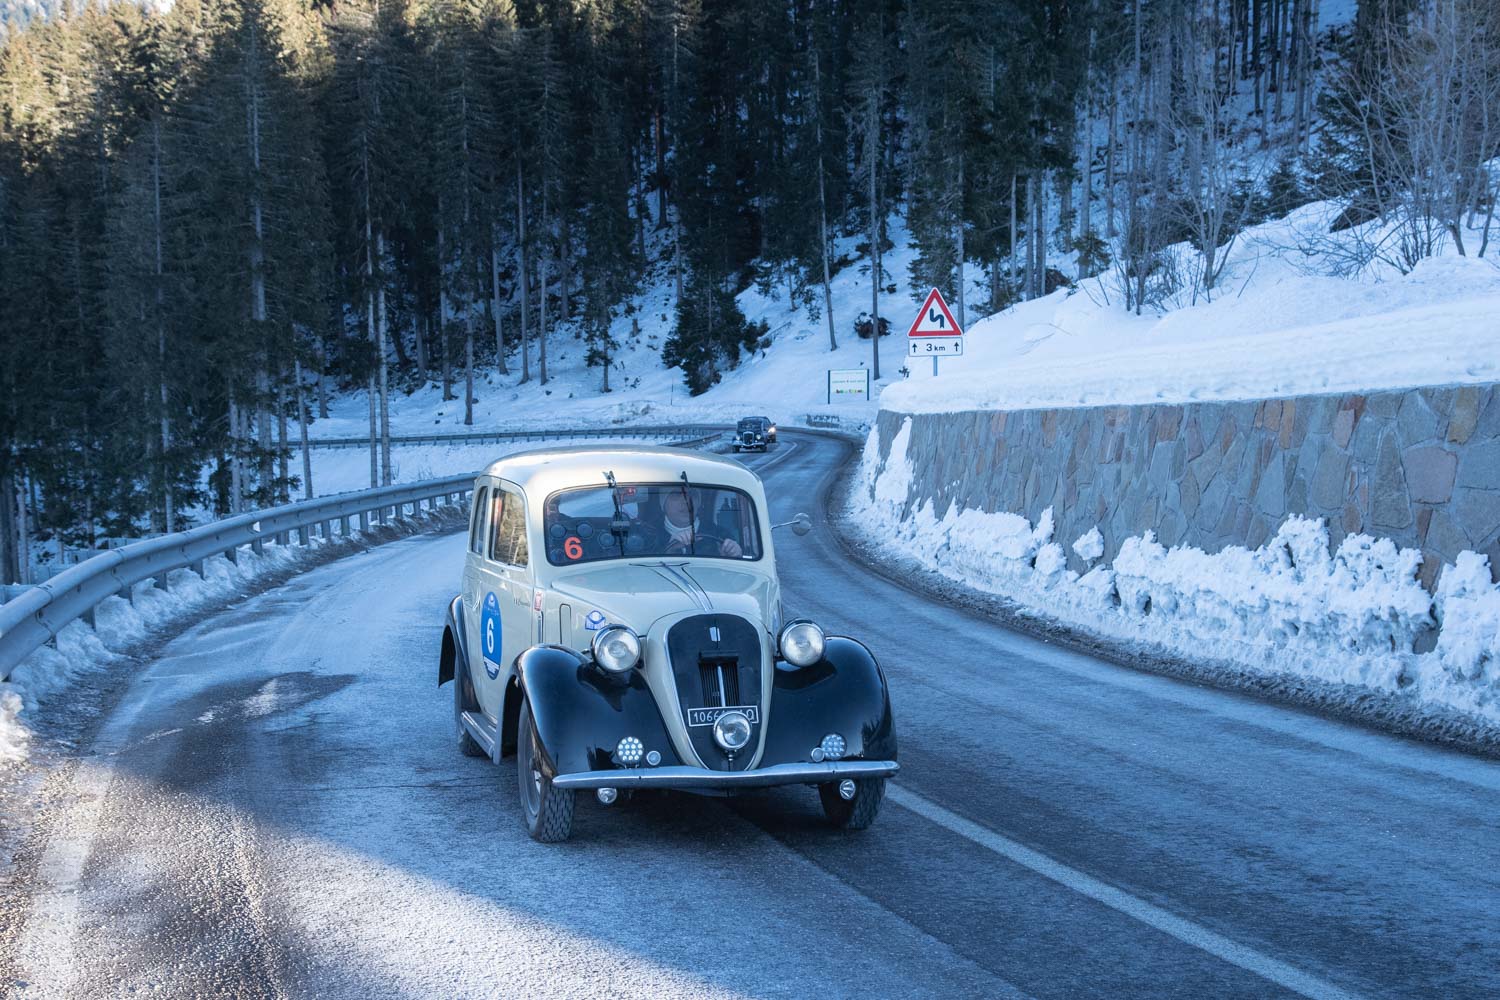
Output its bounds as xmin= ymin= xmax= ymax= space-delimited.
xmin=820 ymin=734 xmax=846 ymax=761
xmin=597 ymin=787 xmax=618 ymax=805
xmin=645 ymin=750 xmax=662 ymax=767
xmin=614 ymin=736 xmax=644 ymax=765
xmin=712 ymin=710 xmax=753 ymax=752
xmin=838 ymin=779 xmax=857 ymax=801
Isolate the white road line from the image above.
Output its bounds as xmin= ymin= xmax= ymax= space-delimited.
xmin=887 ymin=784 xmax=1366 ymax=1000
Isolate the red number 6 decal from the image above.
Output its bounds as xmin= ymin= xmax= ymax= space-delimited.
xmin=564 ymin=536 xmax=584 ymax=560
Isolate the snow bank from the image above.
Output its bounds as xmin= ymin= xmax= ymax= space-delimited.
xmin=855 ymin=419 xmax=1500 ymax=726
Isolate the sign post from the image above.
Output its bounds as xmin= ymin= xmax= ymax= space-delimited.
xmin=906 ymin=287 xmax=964 ymax=376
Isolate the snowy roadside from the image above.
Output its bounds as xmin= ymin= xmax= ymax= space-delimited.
xmin=0 ymin=506 xmax=466 ymax=772
xmin=840 ymin=419 xmax=1500 ymax=750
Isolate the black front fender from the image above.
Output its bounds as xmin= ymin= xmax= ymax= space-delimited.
xmin=514 ymin=645 xmax=682 ymax=777
xmin=761 ymin=636 xmax=897 ymax=766
xmin=439 ymin=595 xmax=467 ymax=687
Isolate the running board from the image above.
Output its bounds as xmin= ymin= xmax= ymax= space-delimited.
xmin=460 ymin=711 xmax=499 ymax=760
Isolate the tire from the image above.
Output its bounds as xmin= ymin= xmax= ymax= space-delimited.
xmin=455 ymin=657 xmax=487 ymax=758
xmin=819 ymin=777 xmax=885 ymax=830
xmin=517 ymin=696 xmax=575 ymax=842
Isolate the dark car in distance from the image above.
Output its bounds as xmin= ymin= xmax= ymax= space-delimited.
xmin=734 ymin=416 xmax=776 ymax=453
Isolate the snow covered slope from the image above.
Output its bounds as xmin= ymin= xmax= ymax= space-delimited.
xmin=325 ymin=196 xmax=1499 ymax=446
xmin=885 ymin=203 xmax=1500 ymax=416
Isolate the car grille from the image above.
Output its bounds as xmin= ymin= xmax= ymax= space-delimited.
xmin=666 ymin=613 xmax=763 ymax=770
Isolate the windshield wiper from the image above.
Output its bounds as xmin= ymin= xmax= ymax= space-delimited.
xmin=603 ymin=470 xmax=631 ymax=548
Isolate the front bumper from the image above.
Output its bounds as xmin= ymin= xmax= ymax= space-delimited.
xmin=550 ymin=759 xmax=898 ymax=791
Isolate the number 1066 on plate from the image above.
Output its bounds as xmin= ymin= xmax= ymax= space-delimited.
xmin=908 ymin=337 xmax=963 ymax=356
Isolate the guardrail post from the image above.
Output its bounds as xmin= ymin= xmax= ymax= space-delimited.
xmin=83 ymin=604 xmax=96 ymax=628
xmin=359 ymin=511 xmax=369 ymax=532
xmin=298 ymin=525 xmax=310 ymax=546
xmin=320 ymin=520 xmax=331 ymax=540
xmin=252 ymin=537 xmax=264 ymax=556
xmin=154 ymin=572 xmax=169 ymax=591
xmin=340 ymin=515 xmax=351 ymax=535
xmin=225 ymin=545 xmax=238 ymax=565
xmin=192 ymin=559 xmax=205 ymax=577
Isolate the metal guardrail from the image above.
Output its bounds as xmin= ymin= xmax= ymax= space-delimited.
xmin=305 ymin=424 xmax=726 ymax=450
xmin=0 ymin=476 xmax=474 ymax=680
xmin=0 ymin=425 xmax=728 ymax=680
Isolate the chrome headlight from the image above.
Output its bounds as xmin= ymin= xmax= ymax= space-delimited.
xmin=778 ymin=620 xmax=826 ymax=667
xmin=591 ymin=626 xmax=640 ymax=674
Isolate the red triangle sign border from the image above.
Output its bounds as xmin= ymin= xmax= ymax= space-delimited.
xmin=906 ymin=287 xmax=962 ymax=338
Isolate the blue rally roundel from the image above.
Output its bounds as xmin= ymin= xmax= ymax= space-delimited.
xmin=480 ymin=592 xmax=503 ymax=679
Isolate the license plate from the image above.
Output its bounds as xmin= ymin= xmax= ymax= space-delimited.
xmin=686 ymin=705 xmax=760 ymax=727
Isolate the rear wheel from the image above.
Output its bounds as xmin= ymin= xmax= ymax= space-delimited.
xmin=517 ymin=696 xmax=575 ymax=842
xmin=819 ymin=778 xmax=885 ymax=830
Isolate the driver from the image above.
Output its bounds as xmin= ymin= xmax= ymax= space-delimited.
xmin=655 ymin=489 xmax=743 ymax=558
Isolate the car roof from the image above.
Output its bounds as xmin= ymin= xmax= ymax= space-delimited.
xmin=480 ymin=444 xmax=763 ymax=498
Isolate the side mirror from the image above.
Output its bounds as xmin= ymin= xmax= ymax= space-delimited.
xmin=774 ymin=512 xmax=813 ymax=536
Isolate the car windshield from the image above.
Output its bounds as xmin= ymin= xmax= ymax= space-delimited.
xmin=543 ymin=482 xmax=763 ymax=565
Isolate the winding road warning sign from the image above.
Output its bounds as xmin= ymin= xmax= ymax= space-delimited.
xmin=906 ymin=287 xmax=963 ymax=357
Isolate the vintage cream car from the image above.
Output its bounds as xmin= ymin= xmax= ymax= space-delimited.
xmin=437 ymin=445 xmax=898 ymax=842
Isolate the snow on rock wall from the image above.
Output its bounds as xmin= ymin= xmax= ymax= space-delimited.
xmin=871 ymin=384 xmax=1500 ymax=590
xmin=856 ymin=385 xmax=1500 ymax=725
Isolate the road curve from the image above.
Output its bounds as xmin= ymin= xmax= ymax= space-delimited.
xmin=4 ymin=431 xmax=1498 ymax=999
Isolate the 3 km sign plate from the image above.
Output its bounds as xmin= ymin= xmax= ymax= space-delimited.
xmin=906 ymin=287 xmax=963 ymax=357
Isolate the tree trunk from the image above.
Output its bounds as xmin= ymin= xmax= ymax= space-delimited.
xmin=654 ymin=105 xmax=667 ymax=227
xmin=1024 ymin=172 xmax=1035 ymax=299
xmin=19 ymin=475 xmax=31 ymax=583
xmin=1009 ymin=172 xmax=1019 ymax=291
xmin=377 ymin=233 xmax=392 ymax=487
xmin=955 ymin=153 xmax=966 ymax=330
xmin=367 ymin=370 xmax=378 ymax=489
xmin=0 ymin=465 xmax=17 ymax=585
xmin=295 ymin=359 xmax=313 ymax=500
xmin=517 ymin=162 xmax=531 ymax=383
xmin=276 ymin=371 xmax=289 ymax=504
xmin=867 ymin=94 xmax=882 ymax=383
xmin=539 ymin=192 xmax=550 ymax=385
xmin=491 ymin=240 xmax=507 ymax=375
xmin=814 ymin=52 xmax=836 ymax=351
xmin=464 ymin=308 xmax=475 ymax=425
xmin=256 ymin=369 xmax=272 ymax=505
xmin=316 ymin=334 xmax=330 ymax=418
xmin=413 ymin=316 xmax=429 ymax=384
xmin=559 ymin=220 xmax=571 ymax=323
xmin=229 ymin=394 xmax=243 ymax=514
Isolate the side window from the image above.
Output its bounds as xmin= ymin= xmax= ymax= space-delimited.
xmin=468 ymin=486 xmax=489 ymax=556
xmin=489 ymin=489 xmax=530 ymax=567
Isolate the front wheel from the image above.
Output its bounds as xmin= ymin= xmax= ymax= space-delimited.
xmin=517 ymin=695 xmax=575 ymax=842
xmin=819 ymin=777 xmax=885 ymax=830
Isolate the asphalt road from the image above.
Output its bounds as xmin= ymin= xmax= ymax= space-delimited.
xmin=5 ymin=431 xmax=1499 ymax=999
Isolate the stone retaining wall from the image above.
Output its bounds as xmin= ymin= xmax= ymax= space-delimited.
xmin=872 ymin=384 xmax=1500 ymax=588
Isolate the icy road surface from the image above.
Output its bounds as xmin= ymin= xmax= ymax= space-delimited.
xmin=5 ymin=433 xmax=1500 ymax=998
